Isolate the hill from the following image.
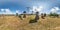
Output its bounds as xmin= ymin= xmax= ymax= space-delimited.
xmin=0 ymin=15 xmax=60 ymax=30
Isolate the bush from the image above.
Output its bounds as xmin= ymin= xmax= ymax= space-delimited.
xmin=29 ymin=19 xmax=37 ymax=23
xmin=19 ymin=14 xmax=21 ymax=18
xmin=18 ymin=14 xmax=23 ymax=20
xmin=49 ymin=12 xmax=59 ymax=17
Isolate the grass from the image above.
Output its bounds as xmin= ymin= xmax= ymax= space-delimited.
xmin=0 ymin=15 xmax=60 ymax=30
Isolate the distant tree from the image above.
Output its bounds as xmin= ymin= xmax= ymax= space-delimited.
xmin=49 ymin=12 xmax=59 ymax=17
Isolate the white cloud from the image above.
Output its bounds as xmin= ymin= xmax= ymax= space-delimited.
xmin=0 ymin=9 xmax=12 ymax=14
xmin=5 ymin=9 xmax=11 ymax=12
xmin=54 ymin=7 xmax=60 ymax=10
xmin=32 ymin=6 xmax=43 ymax=12
xmin=51 ymin=8 xmax=56 ymax=12
xmin=16 ymin=10 xmax=19 ymax=13
xmin=50 ymin=7 xmax=60 ymax=13
xmin=5 ymin=9 xmax=12 ymax=14
xmin=1 ymin=9 xmax=5 ymax=12
xmin=28 ymin=6 xmax=43 ymax=14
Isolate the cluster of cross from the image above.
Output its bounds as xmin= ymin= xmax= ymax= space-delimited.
xmin=15 ymin=11 xmax=59 ymax=23
xmin=16 ymin=11 xmax=47 ymax=23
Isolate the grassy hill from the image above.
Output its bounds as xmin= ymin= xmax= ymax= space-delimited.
xmin=0 ymin=15 xmax=60 ymax=30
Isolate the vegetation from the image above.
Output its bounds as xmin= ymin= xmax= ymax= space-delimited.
xmin=49 ymin=12 xmax=59 ymax=17
xmin=0 ymin=14 xmax=60 ymax=30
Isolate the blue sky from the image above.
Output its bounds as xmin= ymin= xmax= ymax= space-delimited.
xmin=0 ymin=0 xmax=60 ymax=14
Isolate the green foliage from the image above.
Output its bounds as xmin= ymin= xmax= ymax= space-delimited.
xmin=18 ymin=14 xmax=21 ymax=18
xmin=49 ymin=12 xmax=59 ymax=17
xmin=19 ymin=14 xmax=23 ymax=15
xmin=29 ymin=19 xmax=37 ymax=23
xmin=18 ymin=14 xmax=23 ymax=20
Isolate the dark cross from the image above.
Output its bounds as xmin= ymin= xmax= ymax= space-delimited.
xmin=23 ymin=11 xmax=26 ymax=18
xmin=41 ymin=13 xmax=45 ymax=19
xmin=44 ymin=13 xmax=46 ymax=17
xmin=16 ymin=13 xmax=18 ymax=16
xmin=29 ymin=12 xmax=39 ymax=23
xmin=35 ymin=11 xmax=39 ymax=21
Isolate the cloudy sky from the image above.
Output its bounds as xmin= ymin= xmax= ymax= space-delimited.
xmin=0 ymin=0 xmax=60 ymax=14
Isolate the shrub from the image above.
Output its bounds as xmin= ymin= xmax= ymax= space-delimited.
xmin=49 ymin=12 xmax=59 ymax=17
xmin=18 ymin=14 xmax=23 ymax=20
xmin=29 ymin=19 xmax=37 ymax=23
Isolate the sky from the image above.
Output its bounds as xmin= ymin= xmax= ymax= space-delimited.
xmin=0 ymin=0 xmax=60 ymax=14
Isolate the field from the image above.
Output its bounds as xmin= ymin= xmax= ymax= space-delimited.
xmin=0 ymin=15 xmax=60 ymax=30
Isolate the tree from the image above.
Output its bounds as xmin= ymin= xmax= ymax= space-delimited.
xmin=49 ymin=12 xmax=59 ymax=17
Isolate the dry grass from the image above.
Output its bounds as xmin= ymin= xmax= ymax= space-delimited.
xmin=0 ymin=15 xmax=60 ymax=30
